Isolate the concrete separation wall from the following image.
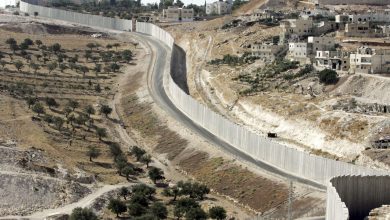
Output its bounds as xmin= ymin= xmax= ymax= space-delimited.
xmin=135 ymin=21 xmax=390 ymax=220
xmin=20 ymin=0 xmax=132 ymax=31
xmin=135 ymin=21 xmax=388 ymax=186
xmin=14 ymin=1 xmax=390 ymax=218
xmin=326 ymin=176 xmax=390 ymax=219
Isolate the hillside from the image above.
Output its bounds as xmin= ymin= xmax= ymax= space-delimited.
xmin=164 ymin=1 xmax=390 ymax=169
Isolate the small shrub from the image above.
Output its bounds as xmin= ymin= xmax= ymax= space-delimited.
xmin=318 ymin=69 xmax=339 ymax=85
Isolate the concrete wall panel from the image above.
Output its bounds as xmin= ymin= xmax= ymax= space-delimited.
xmin=20 ymin=0 xmax=132 ymax=31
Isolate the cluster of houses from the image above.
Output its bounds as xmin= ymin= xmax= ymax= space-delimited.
xmin=250 ymin=7 xmax=390 ymax=74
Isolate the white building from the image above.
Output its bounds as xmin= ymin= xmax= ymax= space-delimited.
xmin=336 ymin=10 xmax=390 ymax=24
xmin=288 ymin=42 xmax=311 ymax=64
xmin=251 ymin=42 xmax=287 ymax=62
xmin=288 ymin=36 xmax=337 ymax=64
xmin=280 ymin=19 xmax=336 ymax=42
xmin=315 ymin=50 xmax=350 ymax=71
xmin=206 ymin=0 xmax=232 ymax=15
xmin=350 ymin=47 xmax=390 ymax=74
xmin=0 ymin=0 xmax=19 ymax=8
xmin=162 ymin=6 xmax=194 ymax=22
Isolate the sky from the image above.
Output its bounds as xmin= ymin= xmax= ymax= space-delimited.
xmin=141 ymin=0 xmax=207 ymax=6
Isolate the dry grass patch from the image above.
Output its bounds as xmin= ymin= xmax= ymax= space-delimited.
xmin=180 ymin=155 xmax=288 ymax=212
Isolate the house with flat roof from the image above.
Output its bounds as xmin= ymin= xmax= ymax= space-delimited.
xmin=251 ymin=42 xmax=287 ymax=62
xmin=162 ymin=6 xmax=194 ymax=22
xmin=206 ymin=0 xmax=232 ymax=15
xmin=315 ymin=50 xmax=350 ymax=71
xmin=349 ymin=47 xmax=390 ymax=74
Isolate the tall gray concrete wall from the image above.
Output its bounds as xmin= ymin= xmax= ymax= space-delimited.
xmin=134 ymin=22 xmax=389 ymax=186
xmin=326 ymin=176 xmax=390 ymax=219
xmin=14 ymin=2 xmax=389 ymax=217
xmin=312 ymin=0 xmax=390 ymax=5
xmin=20 ymin=0 xmax=132 ymax=31
xmin=135 ymin=21 xmax=390 ymax=219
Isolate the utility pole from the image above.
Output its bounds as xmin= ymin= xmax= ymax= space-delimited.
xmin=287 ymin=180 xmax=293 ymax=220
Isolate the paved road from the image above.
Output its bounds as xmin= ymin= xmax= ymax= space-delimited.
xmin=138 ymin=33 xmax=326 ymax=190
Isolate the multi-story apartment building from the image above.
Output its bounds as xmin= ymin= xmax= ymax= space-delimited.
xmin=281 ymin=19 xmax=315 ymax=39
xmin=349 ymin=47 xmax=390 ymax=74
xmin=288 ymin=36 xmax=337 ymax=64
xmin=206 ymin=0 xmax=232 ymax=15
xmin=315 ymin=50 xmax=350 ymax=71
xmin=308 ymin=36 xmax=336 ymax=53
xmin=287 ymin=42 xmax=311 ymax=64
xmin=280 ymin=18 xmax=335 ymax=42
xmin=344 ymin=22 xmax=383 ymax=37
xmin=251 ymin=42 xmax=287 ymax=62
xmin=336 ymin=10 xmax=390 ymax=24
xmin=162 ymin=6 xmax=194 ymax=22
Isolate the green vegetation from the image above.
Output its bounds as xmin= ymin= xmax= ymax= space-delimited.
xmin=100 ymin=104 xmax=112 ymax=117
xmin=209 ymin=206 xmax=227 ymax=220
xmin=104 ymin=178 xmax=219 ymax=219
xmin=148 ymin=167 xmax=164 ymax=184
xmin=258 ymin=18 xmax=280 ymax=27
xmin=318 ymin=69 xmax=339 ymax=85
xmin=130 ymin=145 xmax=146 ymax=161
xmin=209 ymin=52 xmax=257 ymax=66
xmin=108 ymin=198 xmax=127 ymax=217
xmin=70 ymin=207 xmax=97 ymax=220
xmin=96 ymin=127 xmax=107 ymax=141
xmin=233 ymin=60 xmax=299 ymax=96
xmin=283 ymin=64 xmax=314 ymax=80
xmin=49 ymin=0 xmax=144 ymax=20
xmin=86 ymin=146 xmax=101 ymax=162
xmin=32 ymin=102 xmax=45 ymax=116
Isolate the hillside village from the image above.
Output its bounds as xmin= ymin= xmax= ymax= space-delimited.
xmin=162 ymin=0 xmax=390 ymax=170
